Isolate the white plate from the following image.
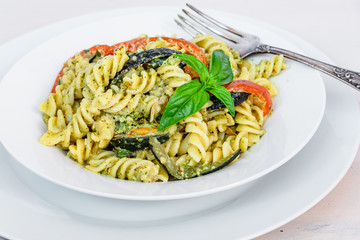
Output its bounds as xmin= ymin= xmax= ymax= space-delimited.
xmin=0 ymin=7 xmax=359 ymax=240
xmin=0 ymin=7 xmax=325 ymax=200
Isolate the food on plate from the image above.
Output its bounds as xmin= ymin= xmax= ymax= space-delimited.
xmin=39 ymin=34 xmax=287 ymax=182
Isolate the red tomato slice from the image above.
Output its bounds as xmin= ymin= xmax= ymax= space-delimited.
xmin=84 ymin=44 xmax=113 ymax=56
xmin=113 ymin=36 xmax=207 ymax=78
xmin=112 ymin=37 xmax=206 ymax=63
xmin=224 ymin=80 xmax=273 ymax=116
xmin=51 ymin=37 xmax=207 ymax=93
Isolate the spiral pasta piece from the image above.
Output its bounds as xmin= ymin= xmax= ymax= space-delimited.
xmin=91 ymin=85 xmax=132 ymax=114
xmin=117 ymin=93 xmax=142 ymax=115
xmin=178 ymin=113 xmax=210 ymax=163
xmin=39 ymin=123 xmax=73 ymax=147
xmin=60 ymin=53 xmax=90 ymax=86
xmin=85 ymin=47 xmax=128 ymax=96
xmin=123 ymin=68 xmax=158 ymax=94
xmin=210 ymin=137 xmax=236 ymax=163
xmin=135 ymin=150 xmax=169 ymax=182
xmin=39 ymin=85 xmax=64 ymax=118
xmin=157 ymin=64 xmax=191 ymax=88
xmin=47 ymin=109 xmax=67 ymax=133
xmin=145 ymin=37 xmax=181 ymax=51
xmin=140 ymin=95 xmax=169 ymax=122
xmin=164 ymin=132 xmax=183 ymax=157
xmin=237 ymin=55 xmax=286 ymax=97
xmin=238 ymin=67 xmax=278 ymax=97
xmin=67 ymin=133 xmax=100 ymax=165
xmin=232 ymin=98 xmax=265 ymax=152
xmin=71 ymin=98 xmax=97 ymax=140
xmin=90 ymin=115 xmax=115 ymax=149
xmin=85 ymin=151 xmax=166 ymax=182
xmin=239 ymin=55 xmax=287 ymax=80
xmin=206 ymin=109 xmax=235 ymax=145
xmin=191 ymin=34 xmax=241 ymax=77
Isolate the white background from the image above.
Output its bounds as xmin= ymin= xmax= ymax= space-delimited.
xmin=0 ymin=0 xmax=359 ymax=239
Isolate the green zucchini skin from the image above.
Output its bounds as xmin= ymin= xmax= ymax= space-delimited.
xmin=111 ymin=48 xmax=183 ymax=85
xmin=149 ymin=137 xmax=243 ymax=180
xmin=109 ymin=133 xmax=169 ymax=151
xmin=180 ymin=149 xmax=243 ymax=179
xmin=184 ymin=149 xmax=242 ymax=178
xmin=207 ymin=92 xmax=250 ymax=111
xmin=149 ymin=137 xmax=183 ymax=179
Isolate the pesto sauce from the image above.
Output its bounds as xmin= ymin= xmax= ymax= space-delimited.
xmin=113 ymin=114 xmax=159 ymax=136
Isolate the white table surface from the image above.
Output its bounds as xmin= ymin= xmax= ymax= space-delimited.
xmin=1 ymin=0 xmax=359 ymax=239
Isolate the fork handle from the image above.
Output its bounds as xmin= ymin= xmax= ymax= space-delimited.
xmin=256 ymin=44 xmax=360 ymax=91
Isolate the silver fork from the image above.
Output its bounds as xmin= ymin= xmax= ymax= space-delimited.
xmin=176 ymin=3 xmax=360 ymax=91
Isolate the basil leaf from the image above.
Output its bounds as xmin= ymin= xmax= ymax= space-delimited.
xmin=158 ymin=80 xmax=209 ymax=131
xmin=158 ymin=51 xmax=236 ymax=130
xmin=207 ymin=85 xmax=235 ymax=116
xmin=209 ymin=49 xmax=233 ymax=85
xmin=174 ymin=54 xmax=209 ymax=83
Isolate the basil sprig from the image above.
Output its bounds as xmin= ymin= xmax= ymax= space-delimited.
xmin=158 ymin=50 xmax=234 ymax=131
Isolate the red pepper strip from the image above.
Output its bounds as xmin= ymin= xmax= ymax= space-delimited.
xmin=127 ymin=127 xmax=158 ymax=137
xmin=51 ymin=37 xmax=207 ymax=93
xmin=224 ymin=80 xmax=273 ymax=116
xmin=113 ymin=36 xmax=207 ymax=78
xmin=226 ymin=127 xmax=236 ymax=135
xmin=51 ymin=45 xmax=113 ymax=93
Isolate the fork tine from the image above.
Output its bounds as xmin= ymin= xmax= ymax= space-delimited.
xmin=186 ymin=3 xmax=248 ymax=38
xmin=182 ymin=9 xmax=238 ymax=44
xmin=174 ymin=19 xmax=197 ymax=38
xmin=175 ymin=15 xmax=205 ymax=38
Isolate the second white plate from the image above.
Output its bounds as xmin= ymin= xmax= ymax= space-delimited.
xmin=0 ymin=6 xmax=358 ymax=240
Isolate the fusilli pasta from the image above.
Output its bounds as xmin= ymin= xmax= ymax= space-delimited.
xmin=39 ymin=34 xmax=288 ymax=182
